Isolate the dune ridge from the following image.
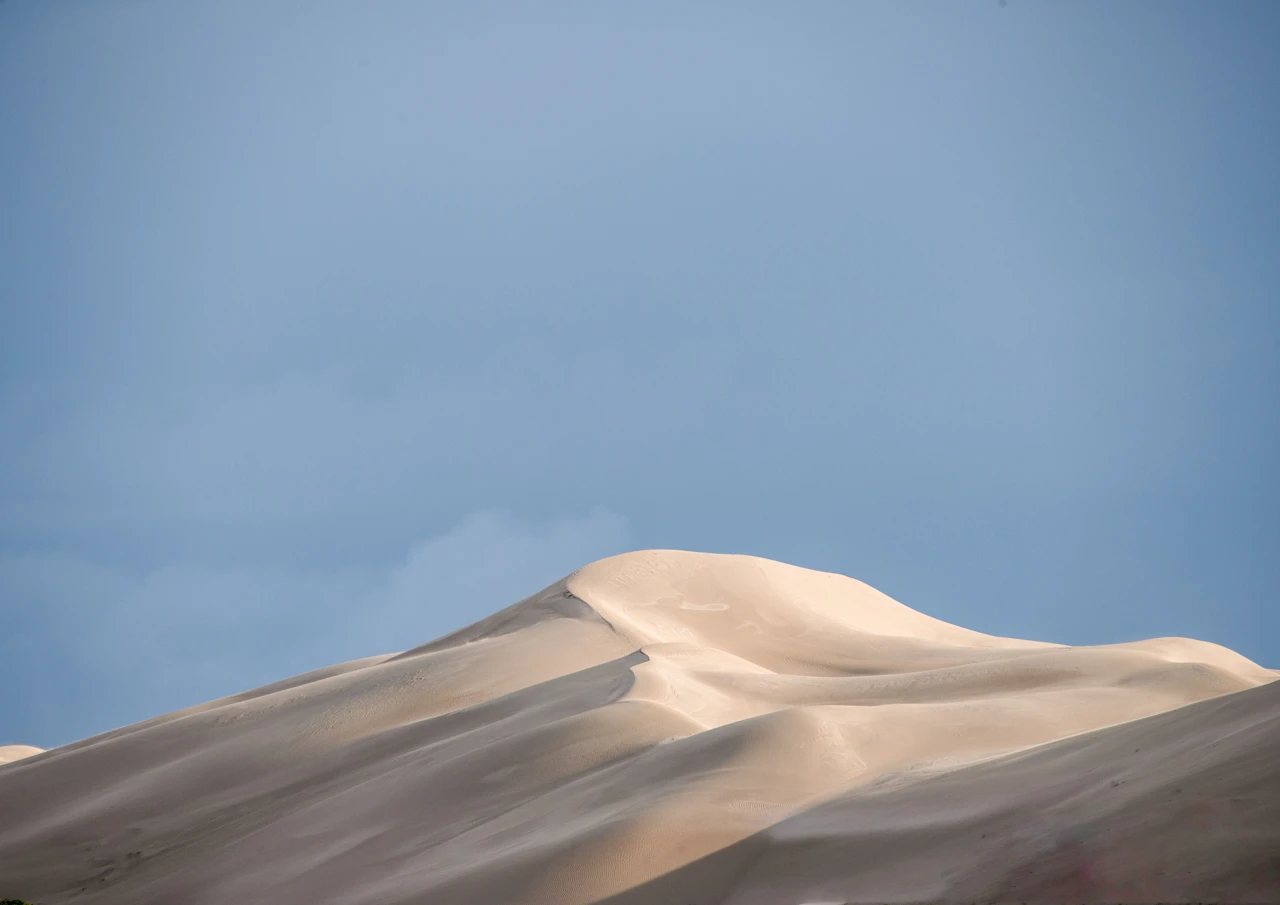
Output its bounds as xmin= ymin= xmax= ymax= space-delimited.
xmin=1 ymin=550 xmax=1275 ymax=903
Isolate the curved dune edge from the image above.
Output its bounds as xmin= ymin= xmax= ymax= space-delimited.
xmin=0 ymin=550 xmax=1275 ymax=904
xmin=0 ymin=745 xmax=42 ymax=766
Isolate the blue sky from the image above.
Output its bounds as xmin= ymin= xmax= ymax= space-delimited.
xmin=2 ymin=0 xmax=1277 ymax=749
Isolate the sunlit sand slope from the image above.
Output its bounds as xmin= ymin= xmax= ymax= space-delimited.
xmin=1 ymin=550 xmax=1274 ymax=904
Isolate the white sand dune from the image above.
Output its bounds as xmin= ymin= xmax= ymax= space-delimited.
xmin=1 ymin=550 xmax=1275 ymax=903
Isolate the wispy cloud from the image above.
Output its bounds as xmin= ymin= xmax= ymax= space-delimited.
xmin=0 ymin=508 xmax=632 ymax=748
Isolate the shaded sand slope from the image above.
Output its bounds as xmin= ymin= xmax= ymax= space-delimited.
xmin=596 ymin=677 xmax=1280 ymax=905
xmin=0 ymin=550 xmax=1274 ymax=904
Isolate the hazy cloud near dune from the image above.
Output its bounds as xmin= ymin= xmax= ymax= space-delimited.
xmin=371 ymin=507 xmax=632 ymax=649
xmin=0 ymin=508 xmax=632 ymax=748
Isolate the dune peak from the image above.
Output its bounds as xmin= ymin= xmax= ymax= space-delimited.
xmin=0 ymin=549 xmax=1274 ymax=904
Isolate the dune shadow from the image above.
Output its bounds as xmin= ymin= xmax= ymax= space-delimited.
xmin=588 ymin=679 xmax=1280 ymax=905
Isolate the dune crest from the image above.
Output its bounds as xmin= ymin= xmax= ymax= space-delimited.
xmin=0 ymin=550 xmax=1275 ymax=904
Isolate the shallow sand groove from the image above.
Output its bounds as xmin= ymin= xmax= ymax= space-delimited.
xmin=1 ymin=550 xmax=1276 ymax=903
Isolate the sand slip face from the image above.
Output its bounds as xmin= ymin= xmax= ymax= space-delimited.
xmin=0 ymin=550 xmax=1275 ymax=904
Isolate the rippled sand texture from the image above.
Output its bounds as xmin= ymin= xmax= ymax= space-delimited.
xmin=1 ymin=550 xmax=1276 ymax=903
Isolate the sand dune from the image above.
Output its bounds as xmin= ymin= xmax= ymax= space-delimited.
xmin=1 ymin=550 xmax=1275 ymax=903
xmin=0 ymin=746 xmax=41 ymax=766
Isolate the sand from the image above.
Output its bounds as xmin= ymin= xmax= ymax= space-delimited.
xmin=0 ymin=550 xmax=1275 ymax=903
xmin=0 ymin=746 xmax=41 ymax=766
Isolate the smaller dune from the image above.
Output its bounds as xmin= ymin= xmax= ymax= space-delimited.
xmin=0 ymin=746 xmax=42 ymax=766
